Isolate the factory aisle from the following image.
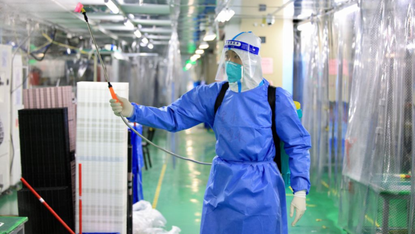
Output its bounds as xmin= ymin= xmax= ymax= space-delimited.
xmin=142 ymin=125 xmax=347 ymax=234
xmin=0 ymin=125 xmax=346 ymax=233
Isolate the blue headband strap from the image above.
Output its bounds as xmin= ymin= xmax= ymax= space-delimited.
xmin=232 ymin=32 xmax=246 ymax=40
xmin=224 ymin=40 xmax=259 ymax=55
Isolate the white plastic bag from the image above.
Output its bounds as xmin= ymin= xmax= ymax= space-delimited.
xmin=133 ymin=200 xmax=181 ymax=234
xmin=141 ymin=226 xmax=181 ymax=234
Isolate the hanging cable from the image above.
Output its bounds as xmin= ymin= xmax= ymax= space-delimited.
xmin=120 ymin=114 xmax=212 ymax=165
xmin=29 ymin=29 xmax=56 ymax=61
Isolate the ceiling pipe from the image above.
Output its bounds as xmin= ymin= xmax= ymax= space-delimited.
xmin=98 ymin=24 xmax=135 ymax=31
xmin=152 ymin=41 xmax=170 ymax=45
xmin=108 ymin=33 xmax=171 ymax=40
xmin=132 ymin=19 xmax=171 ymax=26
xmin=86 ymin=13 xmax=124 ymax=21
xmin=146 ymin=35 xmax=171 ymax=40
xmin=120 ymin=4 xmax=170 ymax=15
xmin=86 ymin=14 xmax=172 ymax=27
xmin=140 ymin=28 xmax=173 ymax=34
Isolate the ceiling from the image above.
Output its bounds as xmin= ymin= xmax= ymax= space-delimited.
xmin=0 ymin=0 xmax=352 ymax=56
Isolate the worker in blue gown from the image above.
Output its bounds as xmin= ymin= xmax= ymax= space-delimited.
xmin=110 ymin=31 xmax=311 ymax=234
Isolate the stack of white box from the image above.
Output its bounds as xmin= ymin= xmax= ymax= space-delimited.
xmin=75 ymin=82 xmax=128 ymax=234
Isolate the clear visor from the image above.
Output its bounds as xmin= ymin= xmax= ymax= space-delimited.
xmin=215 ymin=40 xmax=263 ymax=85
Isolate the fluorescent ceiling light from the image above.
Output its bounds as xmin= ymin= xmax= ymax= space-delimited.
xmin=190 ymin=54 xmax=201 ymax=62
xmin=225 ymin=9 xmax=235 ymax=21
xmin=203 ymin=34 xmax=216 ymax=41
xmin=142 ymin=37 xmax=149 ymax=45
xmin=195 ymin=49 xmax=204 ymax=54
xmin=124 ymin=19 xmax=134 ymax=29
xmin=203 ymin=29 xmax=216 ymax=41
xmin=134 ymin=29 xmax=142 ymax=38
xmin=185 ymin=63 xmax=192 ymax=70
xmin=188 ymin=6 xmax=195 ymax=15
xmin=215 ymin=8 xmax=235 ymax=23
xmin=105 ymin=0 xmax=120 ymax=14
xmin=148 ymin=43 xmax=154 ymax=49
xmin=199 ymin=41 xmax=209 ymax=49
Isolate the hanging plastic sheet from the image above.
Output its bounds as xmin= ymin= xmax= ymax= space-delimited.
xmin=327 ymin=2 xmax=358 ymax=203
xmin=124 ymin=56 xmax=159 ymax=106
xmin=301 ymin=15 xmax=330 ymax=192
xmin=299 ymin=3 xmax=357 ymax=198
xmin=339 ymin=1 xmax=414 ymax=233
xmin=407 ymin=3 xmax=415 ymax=234
xmin=297 ymin=0 xmax=414 ymax=233
xmin=165 ymin=0 xmax=187 ymax=166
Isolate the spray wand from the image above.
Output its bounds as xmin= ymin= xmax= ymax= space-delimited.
xmin=74 ymin=3 xmax=118 ymax=102
xmin=73 ymin=3 xmax=211 ymax=166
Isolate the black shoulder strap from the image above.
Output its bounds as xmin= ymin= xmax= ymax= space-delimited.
xmin=268 ymin=85 xmax=282 ymax=172
xmin=214 ymin=82 xmax=229 ymax=115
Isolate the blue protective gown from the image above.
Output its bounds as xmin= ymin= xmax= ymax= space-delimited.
xmin=127 ymin=80 xmax=311 ymax=234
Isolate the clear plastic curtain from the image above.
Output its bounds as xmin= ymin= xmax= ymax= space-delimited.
xmin=406 ymin=3 xmax=414 ymax=234
xmin=300 ymin=4 xmax=357 ymax=196
xmin=340 ymin=1 xmax=414 ymax=233
xmin=301 ymin=16 xmax=330 ymax=191
xmin=166 ymin=0 xmax=184 ymax=164
xmin=297 ymin=0 xmax=415 ymax=233
xmin=123 ymin=56 xmax=159 ymax=106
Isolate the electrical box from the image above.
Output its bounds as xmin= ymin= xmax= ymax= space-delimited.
xmin=0 ymin=45 xmax=12 ymax=194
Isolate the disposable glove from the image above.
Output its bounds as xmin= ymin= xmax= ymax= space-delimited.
xmin=290 ymin=190 xmax=306 ymax=227
xmin=109 ymin=94 xmax=134 ymax=118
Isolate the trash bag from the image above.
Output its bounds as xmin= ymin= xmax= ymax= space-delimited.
xmin=133 ymin=200 xmax=181 ymax=234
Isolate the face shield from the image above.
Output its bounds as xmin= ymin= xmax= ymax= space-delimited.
xmin=215 ymin=32 xmax=263 ymax=92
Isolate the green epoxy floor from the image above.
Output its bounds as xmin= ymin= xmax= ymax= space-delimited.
xmin=141 ymin=125 xmax=347 ymax=234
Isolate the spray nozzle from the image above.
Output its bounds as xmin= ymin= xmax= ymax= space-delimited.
xmin=74 ymin=2 xmax=84 ymax=13
xmin=74 ymin=2 xmax=88 ymax=22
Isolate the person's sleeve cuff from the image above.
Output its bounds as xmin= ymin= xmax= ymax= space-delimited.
xmin=126 ymin=102 xmax=139 ymax=122
xmin=291 ymin=177 xmax=310 ymax=195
